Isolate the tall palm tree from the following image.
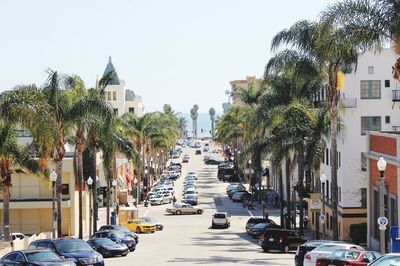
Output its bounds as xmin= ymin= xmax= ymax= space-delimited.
xmin=190 ymin=105 xmax=199 ymax=139
xmin=0 ymin=121 xmax=41 ymax=241
xmin=208 ymin=108 xmax=216 ymax=140
xmin=271 ymin=20 xmax=358 ymax=240
xmin=322 ymin=0 xmax=400 ymax=79
xmin=177 ymin=117 xmax=188 ymax=139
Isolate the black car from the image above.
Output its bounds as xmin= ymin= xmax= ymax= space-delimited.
xmin=228 ymin=187 xmax=247 ymax=198
xmin=0 ymin=250 xmax=75 ymax=266
xmin=98 ymin=225 xmax=139 ymax=244
xmin=91 ymin=230 xmax=136 ymax=251
xmin=87 ymin=238 xmax=129 ymax=258
xmin=248 ymin=222 xmax=282 ymax=238
xmin=204 ymin=159 xmax=221 ymax=165
xmin=195 ymin=149 xmax=201 ymax=155
xmin=245 ymin=217 xmax=269 ymax=234
xmin=29 ymin=238 xmax=104 ymax=266
xmin=294 ymin=240 xmax=339 ymax=266
xmin=183 ymin=194 xmax=198 ymax=205
xmin=231 ymin=191 xmax=252 ymax=202
xmin=261 ymin=228 xmax=306 ymax=253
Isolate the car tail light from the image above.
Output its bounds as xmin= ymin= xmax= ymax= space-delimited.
xmin=315 ymin=260 xmax=321 ymax=266
xmin=304 ymin=254 xmax=311 ymax=261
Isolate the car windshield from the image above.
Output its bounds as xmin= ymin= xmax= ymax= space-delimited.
xmin=142 ymin=217 xmax=157 ymax=223
xmin=314 ymin=244 xmax=348 ymax=252
xmin=185 ymin=191 xmax=196 ymax=194
xmin=26 ymin=251 xmax=62 ymax=262
xmin=185 ymin=195 xmax=196 ymax=199
xmin=253 ymin=223 xmax=267 ymax=229
xmin=91 ymin=238 xmax=115 ymax=245
xmin=214 ymin=214 xmax=226 ymax=218
xmin=330 ymin=250 xmax=361 ymax=260
xmin=372 ymin=255 xmax=400 ymax=265
xmin=54 ymin=240 xmax=93 ymax=253
xmin=110 ymin=231 xmax=125 ymax=238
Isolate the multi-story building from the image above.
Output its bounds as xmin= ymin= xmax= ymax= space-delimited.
xmin=230 ymin=76 xmax=261 ymax=106
xmin=307 ymin=49 xmax=400 ymax=241
xmin=102 ymin=56 xmax=143 ymax=117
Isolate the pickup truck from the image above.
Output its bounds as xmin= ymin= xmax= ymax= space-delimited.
xmin=212 ymin=212 xmax=231 ymax=229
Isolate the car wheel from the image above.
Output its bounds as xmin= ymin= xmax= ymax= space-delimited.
xmin=283 ymin=245 xmax=289 ymax=253
xmin=197 ymin=209 xmax=203 ymax=214
xmin=212 ymin=223 xmax=215 ymax=228
xmin=262 ymin=247 xmax=269 ymax=252
xmin=176 ymin=210 xmax=182 ymax=215
xmin=136 ymin=227 xmax=142 ymax=233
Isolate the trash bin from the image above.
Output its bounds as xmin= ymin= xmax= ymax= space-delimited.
xmin=111 ymin=211 xmax=116 ymax=225
xmin=390 ymin=226 xmax=400 ymax=252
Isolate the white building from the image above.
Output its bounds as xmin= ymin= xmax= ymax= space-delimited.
xmin=102 ymin=56 xmax=143 ymax=117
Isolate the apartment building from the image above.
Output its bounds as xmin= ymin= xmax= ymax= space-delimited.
xmin=230 ymin=76 xmax=261 ymax=106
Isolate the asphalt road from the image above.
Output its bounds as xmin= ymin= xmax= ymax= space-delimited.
xmin=105 ymin=144 xmax=295 ymax=266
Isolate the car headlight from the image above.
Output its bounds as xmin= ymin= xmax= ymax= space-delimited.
xmin=66 ymin=257 xmax=78 ymax=263
xmin=97 ymin=255 xmax=104 ymax=262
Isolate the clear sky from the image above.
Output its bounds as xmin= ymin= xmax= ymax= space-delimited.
xmin=0 ymin=0 xmax=336 ymax=113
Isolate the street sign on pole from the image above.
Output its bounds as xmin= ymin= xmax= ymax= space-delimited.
xmin=320 ymin=214 xmax=326 ymax=223
xmin=378 ymin=217 xmax=389 ymax=227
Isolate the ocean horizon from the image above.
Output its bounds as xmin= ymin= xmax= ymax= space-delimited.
xmin=179 ymin=113 xmax=221 ymax=138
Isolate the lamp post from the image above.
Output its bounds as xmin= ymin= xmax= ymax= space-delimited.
xmin=87 ymin=176 xmax=93 ymax=237
xmin=111 ymin=179 xmax=117 ymax=210
xmin=133 ymin=177 xmax=138 ymax=206
xmin=320 ymin=173 xmax=327 ymax=240
xmin=50 ymin=170 xmax=57 ymax=239
xmin=248 ymin=159 xmax=252 ymax=185
xmin=377 ymin=156 xmax=387 ymax=254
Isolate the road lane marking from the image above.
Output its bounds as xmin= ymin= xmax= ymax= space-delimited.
xmin=248 ymin=210 xmax=254 ymax=217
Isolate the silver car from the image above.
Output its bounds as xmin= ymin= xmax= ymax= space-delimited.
xmin=150 ymin=194 xmax=172 ymax=205
xmin=166 ymin=203 xmax=203 ymax=215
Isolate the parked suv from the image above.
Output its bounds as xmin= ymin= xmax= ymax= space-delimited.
xmin=260 ymin=228 xmax=306 ymax=253
xmin=212 ymin=212 xmax=231 ymax=228
xmin=29 ymin=238 xmax=104 ymax=266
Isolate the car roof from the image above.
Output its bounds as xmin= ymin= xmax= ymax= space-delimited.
xmin=215 ymin=212 xmax=228 ymax=215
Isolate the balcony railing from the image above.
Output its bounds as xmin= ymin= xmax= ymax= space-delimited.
xmin=392 ymin=126 xmax=400 ymax=132
xmin=342 ymin=98 xmax=357 ymax=108
xmin=393 ymin=90 xmax=400 ymax=101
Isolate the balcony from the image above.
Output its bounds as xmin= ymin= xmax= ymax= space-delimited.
xmin=392 ymin=90 xmax=400 ymax=101
xmin=342 ymin=98 xmax=357 ymax=108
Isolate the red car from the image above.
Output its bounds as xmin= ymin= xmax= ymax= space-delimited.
xmin=316 ymin=249 xmax=381 ymax=266
xmin=182 ymin=157 xmax=189 ymax=163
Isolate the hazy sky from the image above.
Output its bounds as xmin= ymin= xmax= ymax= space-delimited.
xmin=0 ymin=0 xmax=336 ymax=113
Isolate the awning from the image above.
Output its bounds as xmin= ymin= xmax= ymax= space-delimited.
xmin=126 ymin=171 xmax=134 ymax=183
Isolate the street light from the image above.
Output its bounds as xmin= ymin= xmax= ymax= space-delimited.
xmin=377 ymin=156 xmax=387 ymax=254
xmin=50 ymin=170 xmax=57 ymax=239
xmin=133 ymin=177 xmax=138 ymax=206
xmin=320 ymin=172 xmax=327 ymax=240
xmin=87 ymin=176 xmax=93 ymax=237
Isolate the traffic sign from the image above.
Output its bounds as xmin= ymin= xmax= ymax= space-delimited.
xmin=377 ymin=217 xmax=388 ymax=227
xmin=320 ymin=214 xmax=326 ymax=223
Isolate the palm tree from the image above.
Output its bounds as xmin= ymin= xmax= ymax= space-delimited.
xmin=209 ymin=108 xmax=216 ymax=140
xmin=322 ymin=0 xmax=400 ymax=79
xmin=0 ymin=121 xmax=41 ymax=241
xmin=177 ymin=117 xmax=188 ymax=139
xmin=271 ymin=20 xmax=358 ymax=240
xmin=190 ymin=105 xmax=199 ymax=139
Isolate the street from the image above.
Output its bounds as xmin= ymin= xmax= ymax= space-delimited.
xmin=105 ymin=146 xmax=295 ymax=266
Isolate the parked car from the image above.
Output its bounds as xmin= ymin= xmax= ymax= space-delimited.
xmin=187 ymin=172 xmax=197 ymax=179
xmin=29 ymin=238 xmax=104 ymax=266
xmin=0 ymin=233 xmax=26 ymax=241
xmin=150 ymin=194 xmax=172 ymax=205
xmin=211 ymin=212 xmax=231 ymax=228
xmin=303 ymin=243 xmax=365 ymax=266
xmin=183 ymin=194 xmax=198 ymax=205
xmin=368 ymin=253 xmax=400 ymax=265
xmin=91 ymin=230 xmax=136 ymax=251
xmin=87 ymin=238 xmax=129 ymax=257
xmin=245 ymin=217 xmax=270 ymax=234
xmin=226 ymin=183 xmax=245 ymax=193
xmin=166 ymin=203 xmax=204 ymax=215
xmin=182 ymin=157 xmax=189 ymax=163
xmin=232 ymin=191 xmax=251 ymax=202
xmin=98 ymin=225 xmax=139 ymax=244
xmin=260 ymin=228 xmax=306 ymax=253
xmin=294 ymin=240 xmax=334 ymax=266
xmin=205 ymin=159 xmax=222 ymax=165
xmin=139 ymin=217 xmax=164 ymax=231
xmin=316 ymin=249 xmax=381 ymax=266
xmin=120 ymin=219 xmax=157 ymax=233
xmin=195 ymin=149 xmax=201 ymax=155
xmin=248 ymin=222 xmax=281 ymax=238
xmin=228 ymin=187 xmax=247 ymax=198
xmin=0 ymin=250 xmax=75 ymax=266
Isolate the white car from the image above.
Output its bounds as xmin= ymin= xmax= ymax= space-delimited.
xmin=369 ymin=253 xmax=400 ymax=265
xmin=150 ymin=194 xmax=172 ymax=205
xmin=187 ymin=172 xmax=198 ymax=180
xmin=212 ymin=212 xmax=231 ymax=228
xmin=303 ymin=243 xmax=364 ymax=266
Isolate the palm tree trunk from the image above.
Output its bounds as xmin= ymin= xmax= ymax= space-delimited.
xmin=77 ymin=149 xmax=84 ymax=239
xmin=55 ymin=160 xmax=63 ymax=237
xmin=106 ymin=172 xmax=111 ymax=225
xmin=92 ymin=144 xmax=98 ymax=233
xmin=2 ymin=181 xmax=11 ymax=242
xmin=331 ymin=114 xmax=339 ymax=240
xmin=285 ymin=158 xmax=291 ymax=229
xmin=278 ymin=166 xmax=284 ymax=227
xmin=298 ymin=146 xmax=305 ymax=237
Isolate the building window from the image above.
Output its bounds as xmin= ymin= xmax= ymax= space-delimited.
xmin=326 ymin=180 xmax=330 ymax=200
xmin=128 ymin=107 xmax=135 ymax=113
xmin=326 ymin=212 xmax=329 ymax=230
xmin=385 ymin=80 xmax=390 ymax=88
xmin=361 ymin=153 xmax=367 ymax=171
xmin=322 ymin=152 xmax=325 ymax=164
xmin=361 ymin=116 xmax=381 ymax=135
xmin=113 ymin=108 xmax=118 ymax=116
xmin=390 ymin=196 xmax=398 ymax=226
xmin=338 ymin=151 xmax=341 ymax=168
xmin=368 ymin=66 xmax=374 ymax=74
xmin=385 ymin=116 xmax=390 ymax=124
xmin=107 ymin=91 xmax=111 ymax=101
xmin=312 ymin=212 xmax=315 ymax=225
xmin=360 ymin=80 xmax=381 ymax=99
xmin=61 ymin=184 xmax=69 ymax=195
xmin=338 ymin=187 xmax=341 ymax=202
xmin=373 ymin=189 xmax=379 ymax=238
xmin=113 ymin=91 xmax=117 ymax=101
xmin=329 ymin=215 xmax=333 ymax=230
xmin=360 ymin=188 xmax=367 ymax=208
xmin=326 ymin=148 xmax=329 ymax=166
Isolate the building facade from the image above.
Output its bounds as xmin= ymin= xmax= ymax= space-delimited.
xmin=229 ymin=76 xmax=261 ymax=106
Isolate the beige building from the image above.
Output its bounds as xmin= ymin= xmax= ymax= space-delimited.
xmin=103 ymin=56 xmax=143 ymax=117
xmin=229 ymin=76 xmax=261 ymax=106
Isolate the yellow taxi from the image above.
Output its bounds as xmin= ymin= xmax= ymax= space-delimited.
xmin=120 ymin=219 xmax=157 ymax=233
